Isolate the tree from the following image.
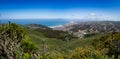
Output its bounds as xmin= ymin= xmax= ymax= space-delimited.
xmin=0 ymin=22 xmax=25 ymax=59
xmin=92 ymin=32 xmax=120 ymax=59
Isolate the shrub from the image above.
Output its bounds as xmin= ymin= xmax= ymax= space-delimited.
xmin=69 ymin=46 xmax=102 ymax=59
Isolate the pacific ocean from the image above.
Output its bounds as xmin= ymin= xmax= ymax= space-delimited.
xmin=0 ymin=19 xmax=69 ymax=26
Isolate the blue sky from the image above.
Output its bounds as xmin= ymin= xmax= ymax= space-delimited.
xmin=0 ymin=0 xmax=120 ymax=20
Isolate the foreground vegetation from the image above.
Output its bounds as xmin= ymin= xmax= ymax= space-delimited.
xmin=0 ymin=22 xmax=120 ymax=59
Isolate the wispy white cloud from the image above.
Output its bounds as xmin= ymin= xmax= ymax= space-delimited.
xmin=0 ymin=9 xmax=119 ymax=21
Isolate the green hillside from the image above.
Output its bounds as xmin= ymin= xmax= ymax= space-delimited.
xmin=26 ymin=27 xmax=103 ymax=53
xmin=1 ymin=23 xmax=120 ymax=59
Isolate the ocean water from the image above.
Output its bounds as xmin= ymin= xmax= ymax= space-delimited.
xmin=0 ymin=19 xmax=69 ymax=26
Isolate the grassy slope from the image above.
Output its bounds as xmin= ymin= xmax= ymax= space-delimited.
xmin=26 ymin=28 xmax=103 ymax=53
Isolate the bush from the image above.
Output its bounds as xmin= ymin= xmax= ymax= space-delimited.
xmin=69 ymin=46 xmax=102 ymax=59
xmin=20 ymin=36 xmax=39 ymax=53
